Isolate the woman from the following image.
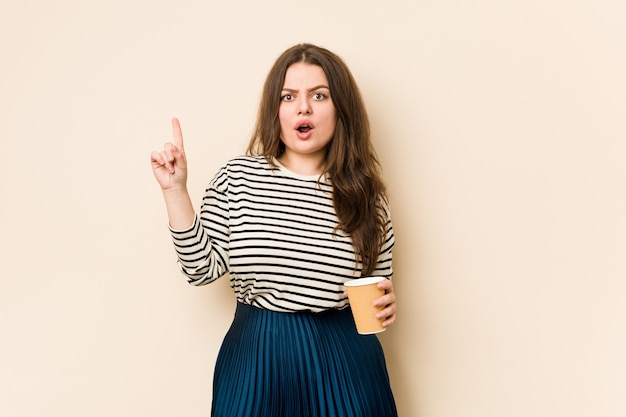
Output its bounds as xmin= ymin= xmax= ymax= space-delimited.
xmin=151 ymin=43 xmax=398 ymax=417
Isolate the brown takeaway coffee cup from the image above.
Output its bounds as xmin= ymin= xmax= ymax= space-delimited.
xmin=344 ymin=276 xmax=386 ymax=335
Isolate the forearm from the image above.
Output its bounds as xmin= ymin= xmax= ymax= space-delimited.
xmin=162 ymin=186 xmax=195 ymax=230
xmin=168 ymin=186 xmax=230 ymax=285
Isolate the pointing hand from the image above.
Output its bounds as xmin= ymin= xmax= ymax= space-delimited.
xmin=150 ymin=118 xmax=188 ymax=191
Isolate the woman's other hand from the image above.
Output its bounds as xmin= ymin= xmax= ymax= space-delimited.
xmin=374 ymin=279 xmax=397 ymax=328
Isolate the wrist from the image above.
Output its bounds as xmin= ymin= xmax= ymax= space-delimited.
xmin=162 ymin=184 xmax=189 ymax=198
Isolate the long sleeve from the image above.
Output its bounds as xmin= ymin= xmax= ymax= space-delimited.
xmin=373 ymin=200 xmax=395 ymax=279
xmin=169 ymin=166 xmax=230 ymax=286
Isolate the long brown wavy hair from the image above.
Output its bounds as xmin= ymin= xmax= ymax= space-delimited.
xmin=247 ymin=43 xmax=388 ymax=276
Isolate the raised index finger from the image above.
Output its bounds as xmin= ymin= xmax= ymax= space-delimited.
xmin=171 ymin=117 xmax=184 ymax=151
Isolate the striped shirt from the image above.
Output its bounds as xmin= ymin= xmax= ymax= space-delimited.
xmin=170 ymin=155 xmax=394 ymax=313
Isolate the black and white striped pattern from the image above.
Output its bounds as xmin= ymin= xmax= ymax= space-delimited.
xmin=170 ymin=156 xmax=394 ymax=313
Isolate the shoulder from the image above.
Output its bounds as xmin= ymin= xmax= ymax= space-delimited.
xmin=223 ymin=155 xmax=272 ymax=172
xmin=210 ymin=155 xmax=276 ymax=185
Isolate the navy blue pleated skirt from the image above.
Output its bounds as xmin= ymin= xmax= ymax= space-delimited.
xmin=211 ymin=302 xmax=398 ymax=417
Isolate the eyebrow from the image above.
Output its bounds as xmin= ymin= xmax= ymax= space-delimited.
xmin=281 ymin=85 xmax=330 ymax=93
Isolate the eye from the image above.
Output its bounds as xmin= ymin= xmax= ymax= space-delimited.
xmin=312 ymin=92 xmax=328 ymax=100
xmin=281 ymin=93 xmax=294 ymax=101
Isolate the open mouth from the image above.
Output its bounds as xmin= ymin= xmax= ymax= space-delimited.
xmin=297 ymin=125 xmax=312 ymax=133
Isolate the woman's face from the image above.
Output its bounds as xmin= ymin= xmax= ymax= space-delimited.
xmin=278 ymin=63 xmax=337 ymax=168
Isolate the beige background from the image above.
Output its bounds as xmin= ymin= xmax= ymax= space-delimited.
xmin=1 ymin=0 xmax=624 ymax=416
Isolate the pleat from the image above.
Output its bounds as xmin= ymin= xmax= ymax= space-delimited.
xmin=211 ymin=303 xmax=397 ymax=417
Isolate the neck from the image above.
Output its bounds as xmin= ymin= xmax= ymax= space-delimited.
xmin=277 ymin=152 xmax=325 ymax=176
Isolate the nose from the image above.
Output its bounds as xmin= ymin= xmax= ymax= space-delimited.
xmin=297 ymin=97 xmax=311 ymax=115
